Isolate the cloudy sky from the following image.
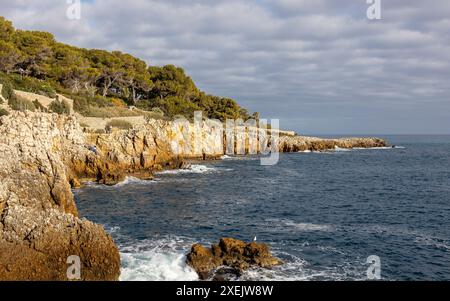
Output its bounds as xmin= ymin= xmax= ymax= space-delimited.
xmin=1 ymin=0 xmax=449 ymax=134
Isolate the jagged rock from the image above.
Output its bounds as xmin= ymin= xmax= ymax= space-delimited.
xmin=186 ymin=238 xmax=282 ymax=280
xmin=212 ymin=267 xmax=242 ymax=281
xmin=179 ymin=161 xmax=191 ymax=170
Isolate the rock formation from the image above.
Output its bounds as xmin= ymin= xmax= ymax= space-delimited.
xmin=278 ymin=135 xmax=387 ymax=152
xmin=186 ymin=238 xmax=281 ymax=280
xmin=0 ymin=112 xmax=120 ymax=280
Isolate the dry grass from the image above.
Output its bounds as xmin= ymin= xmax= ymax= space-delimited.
xmin=132 ymin=108 xmax=168 ymax=120
xmin=106 ymin=119 xmax=133 ymax=130
xmin=86 ymin=106 xmax=141 ymax=118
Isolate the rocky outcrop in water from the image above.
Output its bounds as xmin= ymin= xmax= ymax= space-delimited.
xmin=186 ymin=238 xmax=281 ymax=280
xmin=278 ymin=135 xmax=387 ymax=152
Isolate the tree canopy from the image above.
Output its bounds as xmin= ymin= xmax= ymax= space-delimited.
xmin=0 ymin=17 xmax=253 ymax=120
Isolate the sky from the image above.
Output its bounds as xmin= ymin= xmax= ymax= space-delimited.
xmin=1 ymin=0 xmax=449 ymax=134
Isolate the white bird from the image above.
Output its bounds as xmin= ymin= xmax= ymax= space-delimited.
xmin=253 ymin=236 xmax=257 ymax=242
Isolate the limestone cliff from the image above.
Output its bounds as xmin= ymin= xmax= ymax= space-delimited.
xmin=0 ymin=112 xmax=120 ymax=280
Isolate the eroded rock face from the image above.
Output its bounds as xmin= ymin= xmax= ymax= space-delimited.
xmin=278 ymin=136 xmax=387 ymax=152
xmin=186 ymin=238 xmax=281 ymax=280
xmin=68 ymin=118 xmax=225 ymax=186
xmin=0 ymin=112 xmax=120 ymax=280
xmin=0 ymin=112 xmax=229 ymax=280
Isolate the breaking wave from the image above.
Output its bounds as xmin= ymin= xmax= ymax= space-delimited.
xmin=119 ymin=237 xmax=199 ymax=281
xmin=157 ymin=164 xmax=231 ymax=175
xmin=114 ymin=177 xmax=158 ymax=187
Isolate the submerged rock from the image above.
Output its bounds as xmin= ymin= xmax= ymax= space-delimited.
xmin=186 ymin=238 xmax=281 ymax=280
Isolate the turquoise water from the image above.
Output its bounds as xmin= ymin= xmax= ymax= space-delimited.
xmin=75 ymin=135 xmax=450 ymax=281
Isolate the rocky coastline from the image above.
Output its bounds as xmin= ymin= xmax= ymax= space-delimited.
xmin=0 ymin=111 xmax=387 ymax=280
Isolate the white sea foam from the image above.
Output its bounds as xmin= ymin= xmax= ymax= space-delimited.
xmin=78 ymin=177 xmax=157 ymax=189
xmin=157 ymin=164 xmax=231 ymax=175
xmin=114 ymin=177 xmax=157 ymax=187
xmin=353 ymin=146 xmax=405 ymax=150
xmin=298 ymin=150 xmax=312 ymax=153
xmin=220 ymin=155 xmax=260 ymax=161
xmin=119 ymin=238 xmax=199 ymax=281
xmin=81 ymin=181 xmax=98 ymax=187
xmin=107 ymin=226 xmax=121 ymax=234
xmin=414 ymin=236 xmax=450 ymax=251
xmin=240 ymin=254 xmax=308 ymax=281
xmin=284 ymin=220 xmax=334 ymax=232
xmin=312 ymin=150 xmax=337 ymax=154
xmin=241 ymin=250 xmax=364 ymax=281
xmin=334 ymin=146 xmax=352 ymax=152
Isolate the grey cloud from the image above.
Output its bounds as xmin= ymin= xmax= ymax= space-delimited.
xmin=0 ymin=0 xmax=449 ymax=134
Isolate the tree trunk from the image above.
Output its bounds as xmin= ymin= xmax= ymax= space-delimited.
xmin=102 ymin=78 xmax=111 ymax=97
xmin=132 ymin=86 xmax=136 ymax=104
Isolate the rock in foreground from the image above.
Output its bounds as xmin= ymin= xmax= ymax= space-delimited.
xmin=186 ymin=238 xmax=281 ymax=280
xmin=0 ymin=112 xmax=120 ymax=280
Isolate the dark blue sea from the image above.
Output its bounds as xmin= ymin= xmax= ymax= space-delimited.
xmin=75 ymin=135 xmax=450 ymax=281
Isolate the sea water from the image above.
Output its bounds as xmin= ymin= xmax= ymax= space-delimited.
xmin=75 ymin=135 xmax=450 ymax=281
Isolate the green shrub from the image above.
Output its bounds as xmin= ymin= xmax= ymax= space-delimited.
xmin=153 ymin=96 xmax=201 ymax=118
xmin=72 ymin=94 xmax=118 ymax=116
xmin=72 ymin=95 xmax=90 ymax=115
xmin=1 ymin=81 xmax=14 ymax=100
xmin=92 ymin=95 xmax=113 ymax=107
xmin=8 ymin=94 xmax=36 ymax=112
xmin=33 ymin=99 xmax=47 ymax=112
xmin=0 ymin=108 xmax=9 ymax=117
xmin=39 ymin=85 xmax=57 ymax=98
xmin=151 ymin=107 xmax=164 ymax=116
xmin=49 ymin=99 xmax=70 ymax=115
xmin=105 ymin=120 xmax=133 ymax=130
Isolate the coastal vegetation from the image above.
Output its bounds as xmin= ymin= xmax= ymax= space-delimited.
xmin=49 ymin=98 xmax=71 ymax=115
xmin=0 ymin=108 xmax=8 ymax=116
xmin=0 ymin=17 xmax=253 ymax=120
xmin=105 ymin=119 xmax=133 ymax=130
xmin=8 ymin=93 xmax=36 ymax=112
